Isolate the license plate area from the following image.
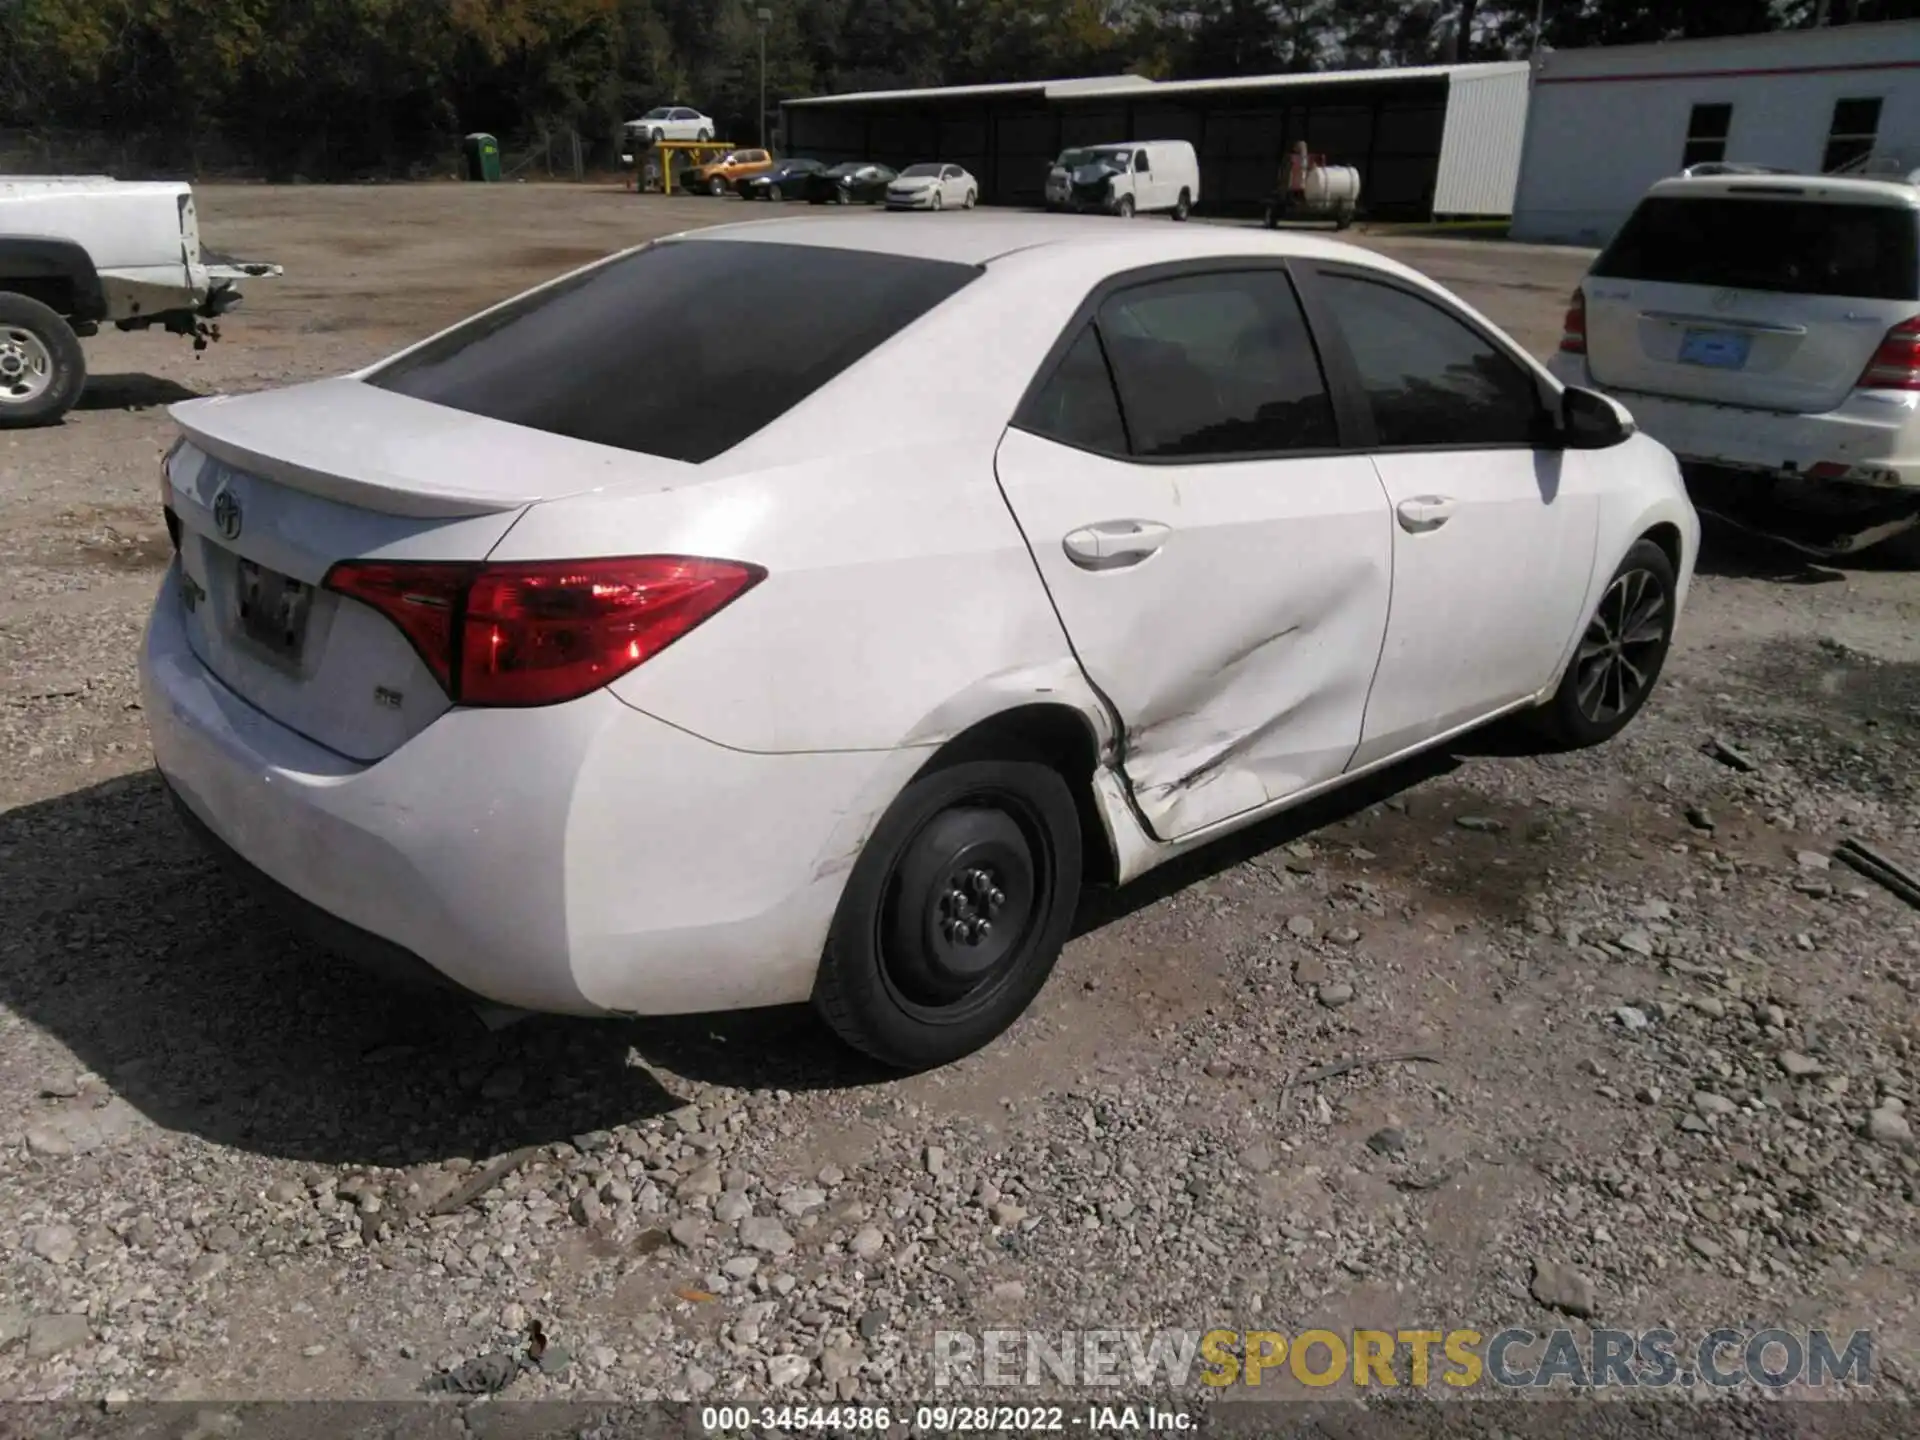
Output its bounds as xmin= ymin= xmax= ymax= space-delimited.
xmin=236 ymin=558 xmax=314 ymax=663
xmin=1678 ymin=328 xmax=1751 ymax=370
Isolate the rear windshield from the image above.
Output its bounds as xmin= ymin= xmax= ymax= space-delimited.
xmin=1594 ymin=194 xmax=1920 ymax=301
xmin=366 ymin=240 xmax=980 ymax=463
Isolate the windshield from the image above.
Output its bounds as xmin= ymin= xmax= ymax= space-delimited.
xmin=828 ymin=163 xmax=865 ymax=177
xmin=640 ymin=108 xmax=670 ymax=120
xmin=900 ymin=164 xmax=943 ymax=178
xmin=1061 ymin=148 xmax=1124 ymax=170
xmin=1595 ymin=194 xmax=1920 ymax=301
xmin=366 ymin=241 xmax=980 ymax=464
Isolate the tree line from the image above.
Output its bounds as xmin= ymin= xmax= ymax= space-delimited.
xmin=0 ymin=0 xmax=1912 ymax=178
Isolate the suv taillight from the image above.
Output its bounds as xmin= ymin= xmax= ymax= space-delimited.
xmin=1559 ymin=289 xmax=1587 ymax=355
xmin=1857 ymin=316 xmax=1920 ymax=391
xmin=323 ymin=555 xmax=765 ymax=708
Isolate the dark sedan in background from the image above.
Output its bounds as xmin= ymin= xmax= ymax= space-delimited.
xmin=738 ymin=158 xmax=827 ymax=200
xmin=802 ymin=162 xmax=898 ymax=205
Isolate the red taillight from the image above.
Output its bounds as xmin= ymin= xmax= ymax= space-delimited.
xmin=323 ymin=555 xmax=764 ymax=708
xmin=324 ymin=560 xmax=473 ymax=693
xmin=1559 ymin=289 xmax=1587 ymax=355
xmin=1856 ymin=316 xmax=1920 ymax=391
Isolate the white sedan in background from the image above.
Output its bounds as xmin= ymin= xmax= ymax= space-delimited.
xmin=142 ymin=214 xmax=1697 ymax=1071
xmin=886 ymin=163 xmax=978 ymax=211
xmin=628 ymin=106 xmax=713 ymax=143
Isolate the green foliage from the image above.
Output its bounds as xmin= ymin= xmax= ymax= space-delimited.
xmin=0 ymin=0 xmax=1907 ymax=175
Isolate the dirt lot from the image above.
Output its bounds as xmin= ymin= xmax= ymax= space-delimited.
xmin=1 ymin=185 xmax=1917 ymax=1420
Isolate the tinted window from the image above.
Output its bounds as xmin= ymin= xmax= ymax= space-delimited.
xmin=1096 ymin=271 xmax=1337 ymax=458
xmin=1135 ymin=152 xmax=1149 ymax=172
xmin=1319 ymin=275 xmax=1542 ymax=449
xmin=1022 ymin=327 xmax=1128 ymax=454
xmin=368 ymin=241 xmax=979 ymax=463
xmin=1595 ymin=195 xmax=1920 ymax=300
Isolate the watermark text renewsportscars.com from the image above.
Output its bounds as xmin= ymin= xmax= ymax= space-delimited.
xmin=932 ymin=1327 xmax=1874 ymax=1391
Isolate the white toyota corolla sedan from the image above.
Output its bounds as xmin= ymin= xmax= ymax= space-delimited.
xmin=142 ymin=214 xmax=1698 ymax=1069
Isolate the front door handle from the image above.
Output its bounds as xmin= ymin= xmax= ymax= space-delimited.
xmin=1063 ymin=519 xmax=1171 ymax=569
xmin=1395 ymin=496 xmax=1456 ymax=533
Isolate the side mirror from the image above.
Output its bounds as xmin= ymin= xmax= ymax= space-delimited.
xmin=1559 ymin=385 xmax=1636 ymax=450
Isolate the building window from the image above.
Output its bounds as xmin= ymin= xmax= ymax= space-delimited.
xmin=1823 ymin=97 xmax=1882 ymax=174
xmin=1681 ymin=103 xmax=1733 ymax=168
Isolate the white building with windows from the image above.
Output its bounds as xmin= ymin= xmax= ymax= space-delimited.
xmin=1510 ymin=19 xmax=1920 ymax=245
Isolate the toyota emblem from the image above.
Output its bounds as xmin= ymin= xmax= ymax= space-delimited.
xmin=212 ymin=489 xmax=242 ymax=541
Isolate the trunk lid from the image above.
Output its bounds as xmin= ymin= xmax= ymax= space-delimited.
xmin=164 ymin=379 xmax=698 ymax=761
xmin=1582 ymin=184 xmax=1920 ymax=414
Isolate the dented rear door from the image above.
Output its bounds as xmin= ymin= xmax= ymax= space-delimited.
xmin=994 ymin=267 xmax=1393 ymax=842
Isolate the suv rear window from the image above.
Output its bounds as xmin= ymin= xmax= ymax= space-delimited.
xmin=1594 ymin=194 xmax=1919 ymax=301
xmin=367 ymin=240 xmax=980 ymax=463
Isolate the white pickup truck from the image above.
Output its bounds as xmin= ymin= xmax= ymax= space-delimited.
xmin=0 ymin=176 xmax=280 ymax=428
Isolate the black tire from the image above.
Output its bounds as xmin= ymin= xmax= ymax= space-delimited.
xmin=0 ymin=292 xmax=86 ymax=429
xmin=648 ymin=128 xmax=663 ymax=145
xmin=1172 ymin=188 xmax=1191 ymax=221
xmin=813 ymin=756 xmax=1083 ymax=1070
xmin=1116 ymin=194 xmax=1135 ymax=219
xmin=709 ymin=176 xmax=727 ymax=196
xmin=1535 ymin=538 xmax=1677 ymax=749
xmin=930 ymin=190 xmax=943 ymax=211
xmin=697 ymin=128 xmax=712 ymax=142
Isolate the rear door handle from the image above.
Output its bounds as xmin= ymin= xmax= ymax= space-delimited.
xmin=1063 ymin=519 xmax=1171 ymax=569
xmin=1395 ymin=496 xmax=1456 ymax=533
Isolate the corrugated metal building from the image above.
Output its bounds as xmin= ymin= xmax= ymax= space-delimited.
xmin=781 ymin=61 xmax=1531 ymax=219
xmin=1511 ymin=19 xmax=1920 ymax=246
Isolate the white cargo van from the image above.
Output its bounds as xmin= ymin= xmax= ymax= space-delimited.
xmin=1044 ymin=140 xmax=1199 ymax=220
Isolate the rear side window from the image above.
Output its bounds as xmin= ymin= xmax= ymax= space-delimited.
xmin=367 ymin=240 xmax=979 ymax=462
xmin=1595 ymin=195 xmax=1920 ymax=301
xmin=1318 ymin=275 xmax=1543 ymax=449
xmin=1022 ymin=327 xmax=1128 ymax=454
xmin=1095 ymin=270 xmax=1337 ymax=458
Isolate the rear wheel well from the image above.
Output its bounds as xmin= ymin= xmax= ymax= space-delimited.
xmin=0 ymin=277 xmax=76 ymax=318
xmin=1641 ymin=522 xmax=1683 ymax=576
xmin=920 ymin=705 xmax=1116 ymax=888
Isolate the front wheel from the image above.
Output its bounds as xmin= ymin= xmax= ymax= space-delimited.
xmin=963 ymin=188 xmax=977 ymax=210
xmin=1535 ymin=538 xmax=1677 ymax=749
xmin=813 ymin=757 xmax=1083 ymax=1070
xmin=0 ymin=292 xmax=86 ymax=429
xmin=648 ymin=129 xmax=663 ymax=145
xmin=930 ymin=190 xmax=943 ymax=211
xmin=1172 ymin=188 xmax=1191 ymax=222
xmin=709 ymin=176 xmax=727 ymax=196
xmin=696 ymin=128 xmax=712 ymax=142
xmin=1115 ymin=194 xmax=1135 ymax=219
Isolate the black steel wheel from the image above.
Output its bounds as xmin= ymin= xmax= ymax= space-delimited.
xmin=813 ymin=757 xmax=1082 ymax=1070
xmin=1537 ymin=538 xmax=1677 ymax=748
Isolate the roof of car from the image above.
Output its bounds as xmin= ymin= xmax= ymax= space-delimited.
xmin=1647 ymin=173 xmax=1920 ymax=208
xmin=674 ymin=211 xmax=1414 ymax=275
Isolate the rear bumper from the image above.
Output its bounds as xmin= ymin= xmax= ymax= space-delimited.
xmin=140 ymin=565 xmax=912 ymax=1016
xmin=1551 ymin=354 xmax=1920 ymax=491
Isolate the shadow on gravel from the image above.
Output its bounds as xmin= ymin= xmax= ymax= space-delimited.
xmin=76 ymin=373 xmax=207 ymax=412
xmin=0 ymin=729 xmax=1535 ymax=1166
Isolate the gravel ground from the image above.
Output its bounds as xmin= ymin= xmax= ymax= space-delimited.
xmin=0 ymin=185 xmax=1916 ymax=1421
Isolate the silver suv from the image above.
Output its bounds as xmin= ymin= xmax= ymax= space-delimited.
xmin=1550 ymin=168 xmax=1920 ymax=554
